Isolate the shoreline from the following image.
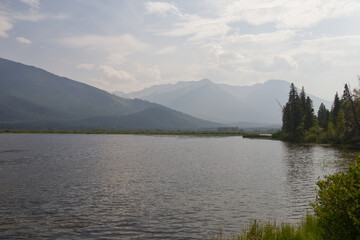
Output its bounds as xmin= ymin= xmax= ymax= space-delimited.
xmin=0 ymin=129 xmax=246 ymax=136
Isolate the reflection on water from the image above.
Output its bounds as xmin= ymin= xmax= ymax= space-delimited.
xmin=282 ymin=143 xmax=357 ymax=219
xmin=0 ymin=134 xmax=358 ymax=239
xmin=283 ymin=144 xmax=316 ymax=217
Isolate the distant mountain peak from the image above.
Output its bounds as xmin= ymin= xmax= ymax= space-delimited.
xmin=114 ymin=78 xmax=331 ymax=124
xmin=264 ymin=79 xmax=289 ymax=84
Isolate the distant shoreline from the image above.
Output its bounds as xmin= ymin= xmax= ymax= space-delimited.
xmin=2 ymin=130 xmax=358 ymax=149
xmin=0 ymin=129 xmax=248 ymax=136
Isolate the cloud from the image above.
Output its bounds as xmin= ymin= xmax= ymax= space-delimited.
xmin=99 ymin=65 xmax=135 ymax=82
xmin=146 ymin=1 xmax=229 ymax=41
xmin=1 ymin=0 xmax=357 ymax=100
xmin=7 ymin=0 xmax=65 ymax=22
xmin=155 ymin=46 xmax=177 ymax=55
xmin=12 ymin=12 xmax=68 ymax=22
xmin=59 ymin=34 xmax=147 ymax=66
xmin=221 ymin=0 xmax=360 ymax=29
xmin=0 ymin=0 xmax=67 ymax=38
xmin=291 ymin=35 xmax=360 ymax=66
xmin=143 ymin=1 xmax=359 ymax=94
xmin=77 ymin=63 xmax=95 ymax=70
xmin=252 ymin=55 xmax=298 ymax=72
xmin=148 ymin=0 xmax=360 ymax=47
xmin=138 ymin=65 xmax=162 ymax=82
xmin=144 ymin=0 xmax=360 ymax=80
xmin=60 ymin=34 xmax=146 ymax=54
xmin=273 ymin=55 xmax=298 ymax=70
xmin=299 ymin=35 xmax=360 ymax=54
xmin=226 ymin=30 xmax=295 ymax=47
xmin=16 ymin=36 xmax=31 ymax=44
xmin=0 ymin=14 xmax=12 ymax=38
xmin=168 ymin=17 xmax=230 ymax=42
xmin=295 ymin=54 xmax=332 ymax=74
xmin=145 ymin=2 xmax=180 ymax=15
xmin=20 ymin=0 xmax=40 ymax=10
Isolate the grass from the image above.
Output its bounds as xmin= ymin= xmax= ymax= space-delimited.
xmin=207 ymin=214 xmax=324 ymax=240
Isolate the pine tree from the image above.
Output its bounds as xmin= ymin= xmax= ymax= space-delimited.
xmin=342 ymin=84 xmax=352 ymax=101
xmin=331 ymin=92 xmax=341 ymax=125
xmin=341 ymin=84 xmax=360 ymax=139
xmin=303 ymin=96 xmax=315 ymax=131
xmin=324 ymin=110 xmax=330 ymax=130
xmin=282 ymin=83 xmax=303 ymax=141
xmin=335 ymin=109 xmax=346 ymax=142
xmin=300 ymin=87 xmax=306 ymax=111
xmin=327 ymin=121 xmax=335 ymax=142
xmin=317 ymin=103 xmax=328 ymax=129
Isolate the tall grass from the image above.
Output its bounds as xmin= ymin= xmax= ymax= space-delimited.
xmin=207 ymin=214 xmax=323 ymax=240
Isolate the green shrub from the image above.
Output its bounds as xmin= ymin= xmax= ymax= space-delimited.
xmin=318 ymin=132 xmax=329 ymax=144
xmin=311 ymin=156 xmax=360 ymax=240
xmin=304 ymin=132 xmax=317 ymax=143
xmin=271 ymin=131 xmax=281 ymax=140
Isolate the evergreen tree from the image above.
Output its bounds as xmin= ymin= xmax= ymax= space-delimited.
xmin=299 ymin=87 xmax=306 ymax=111
xmin=335 ymin=109 xmax=346 ymax=142
xmin=279 ymin=82 xmax=360 ymax=144
xmin=353 ymin=78 xmax=360 ymax=100
xmin=327 ymin=121 xmax=335 ymax=142
xmin=353 ymin=84 xmax=360 ymax=139
xmin=324 ymin=110 xmax=330 ymax=130
xmin=303 ymin=96 xmax=315 ymax=131
xmin=317 ymin=103 xmax=329 ymax=129
xmin=342 ymin=84 xmax=352 ymax=101
xmin=331 ymin=92 xmax=341 ymax=125
xmin=341 ymin=84 xmax=360 ymax=139
xmin=282 ymin=83 xmax=303 ymax=141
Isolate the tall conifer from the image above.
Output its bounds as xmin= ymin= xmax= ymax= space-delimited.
xmin=331 ymin=92 xmax=341 ymax=125
xmin=303 ymin=96 xmax=315 ymax=131
xmin=282 ymin=83 xmax=303 ymax=140
xmin=317 ymin=103 xmax=329 ymax=129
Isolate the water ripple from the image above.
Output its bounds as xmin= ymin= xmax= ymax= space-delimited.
xmin=0 ymin=134 xmax=358 ymax=239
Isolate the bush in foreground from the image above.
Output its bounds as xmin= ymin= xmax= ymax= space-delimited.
xmin=311 ymin=156 xmax=360 ymax=240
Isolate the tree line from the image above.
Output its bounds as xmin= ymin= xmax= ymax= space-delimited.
xmin=275 ymin=80 xmax=360 ymax=146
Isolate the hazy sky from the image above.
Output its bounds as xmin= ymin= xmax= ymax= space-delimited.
xmin=1 ymin=0 xmax=360 ymax=100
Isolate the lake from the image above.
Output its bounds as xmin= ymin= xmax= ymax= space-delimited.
xmin=0 ymin=134 xmax=358 ymax=239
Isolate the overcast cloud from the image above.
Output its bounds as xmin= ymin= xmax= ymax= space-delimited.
xmin=1 ymin=0 xmax=360 ymax=100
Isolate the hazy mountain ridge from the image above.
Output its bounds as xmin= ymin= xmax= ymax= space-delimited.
xmin=0 ymin=58 xmax=220 ymax=130
xmin=116 ymin=79 xmax=331 ymax=124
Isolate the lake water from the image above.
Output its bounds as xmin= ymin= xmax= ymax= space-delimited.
xmin=0 ymin=134 xmax=358 ymax=239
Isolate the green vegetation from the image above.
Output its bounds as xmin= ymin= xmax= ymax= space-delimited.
xmin=312 ymin=156 xmax=360 ymax=240
xmin=275 ymin=79 xmax=360 ymax=147
xmin=208 ymin=214 xmax=323 ymax=240
xmin=208 ymin=156 xmax=360 ymax=240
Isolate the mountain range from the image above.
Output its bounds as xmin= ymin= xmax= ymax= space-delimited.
xmin=115 ymin=79 xmax=332 ymax=125
xmin=0 ymin=58 xmax=220 ymax=130
xmin=1 ymin=57 xmax=331 ymax=131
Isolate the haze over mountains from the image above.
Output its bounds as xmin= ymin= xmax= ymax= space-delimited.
xmin=0 ymin=57 xmax=332 ymax=131
xmin=0 ymin=58 xmax=219 ymax=130
xmin=115 ymin=79 xmax=331 ymax=125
